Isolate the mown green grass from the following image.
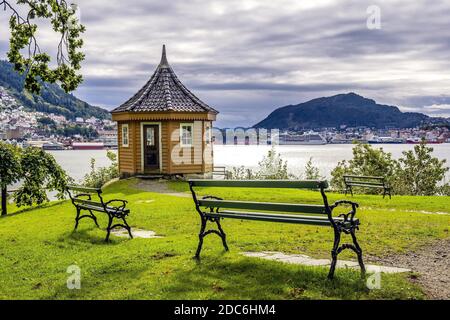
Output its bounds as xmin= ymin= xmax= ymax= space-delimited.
xmin=0 ymin=178 xmax=448 ymax=300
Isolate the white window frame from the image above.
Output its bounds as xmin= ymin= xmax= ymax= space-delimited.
xmin=180 ymin=123 xmax=193 ymax=147
xmin=122 ymin=123 xmax=129 ymax=148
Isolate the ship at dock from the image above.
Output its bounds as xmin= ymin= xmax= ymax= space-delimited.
xmin=406 ymin=138 xmax=444 ymax=144
xmin=279 ymin=131 xmax=327 ymax=145
xmin=368 ymin=136 xmax=404 ymax=144
xmin=71 ymin=142 xmax=105 ymax=150
xmin=42 ymin=142 xmax=65 ymax=150
xmin=23 ymin=140 xmax=66 ymax=150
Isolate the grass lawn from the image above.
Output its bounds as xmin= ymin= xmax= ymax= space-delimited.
xmin=0 ymin=178 xmax=448 ymax=300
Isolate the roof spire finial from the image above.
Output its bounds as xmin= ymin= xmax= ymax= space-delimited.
xmin=159 ymin=44 xmax=169 ymax=67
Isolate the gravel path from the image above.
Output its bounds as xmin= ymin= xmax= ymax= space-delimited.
xmin=134 ymin=179 xmax=190 ymax=198
xmin=367 ymin=239 xmax=450 ymax=300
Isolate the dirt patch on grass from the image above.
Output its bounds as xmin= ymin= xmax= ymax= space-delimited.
xmin=134 ymin=179 xmax=190 ymax=198
xmin=151 ymin=252 xmax=178 ymax=260
xmin=367 ymin=238 xmax=450 ymax=300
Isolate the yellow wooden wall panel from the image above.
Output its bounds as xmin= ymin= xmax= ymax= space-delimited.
xmin=118 ymin=119 xmax=214 ymax=176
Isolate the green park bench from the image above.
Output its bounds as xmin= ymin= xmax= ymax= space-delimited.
xmin=188 ymin=180 xmax=366 ymax=279
xmin=66 ymin=185 xmax=132 ymax=241
xmin=344 ymin=175 xmax=392 ymax=199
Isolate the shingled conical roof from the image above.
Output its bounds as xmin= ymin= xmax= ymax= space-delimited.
xmin=111 ymin=45 xmax=218 ymax=114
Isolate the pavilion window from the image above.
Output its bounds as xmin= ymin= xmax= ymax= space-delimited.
xmin=180 ymin=123 xmax=193 ymax=147
xmin=122 ymin=124 xmax=129 ymax=147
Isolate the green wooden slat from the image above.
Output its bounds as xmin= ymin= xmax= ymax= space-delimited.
xmin=346 ymin=182 xmax=385 ymax=187
xmin=73 ymin=198 xmax=103 ymax=207
xmin=205 ymin=211 xmax=334 ymax=226
xmin=198 ymin=199 xmax=326 ymax=214
xmin=67 ymin=185 xmax=101 ymax=193
xmin=344 ymin=175 xmax=384 ymax=180
xmin=219 ymin=210 xmax=332 ymax=220
xmin=73 ymin=199 xmax=130 ymax=213
xmin=75 ymin=204 xmax=105 ymax=212
xmin=346 ymin=180 xmax=385 ymax=184
xmin=189 ymin=180 xmax=328 ymax=189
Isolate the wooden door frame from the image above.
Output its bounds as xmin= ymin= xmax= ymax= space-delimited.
xmin=140 ymin=122 xmax=162 ymax=173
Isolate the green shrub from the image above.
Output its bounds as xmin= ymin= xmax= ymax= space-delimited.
xmin=304 ymin=157 xmax=323 ymax=180
xmin=227 ymin=147 xmax=294 ymax=180
xmin=226 ymin=166 xmax=256 ymax=180
xmin=395 ymin=143 xmax=449 ymax=196
xmin=256 ymin=146 xmax=291 ymax=179
xmin=82 ymin=150 xmax=119 ymax=188
xmin=330 ymin=143 xmax=398 ymax=193
xmin=330 ymin=142 xmax=449 ymax=195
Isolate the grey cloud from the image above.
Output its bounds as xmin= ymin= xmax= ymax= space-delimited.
xmin=405 ymin=96 xmax=450 ymax=108
xmin=1 ymin=0 xmax=449 ymax=127
xmin=81 ymin=76 xmax=143 ymax=89
xmin=191 ymin=82 xmax=386 ymax=92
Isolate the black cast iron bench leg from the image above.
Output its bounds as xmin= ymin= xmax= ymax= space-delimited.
xmin=195 ymin=216 xmax=229 ymax=259
xmin=74 ymin=208 xmax=99 ymax=230
xmin=89 ymin=209 xmax=100 ymax=227
xmin=328 ymin=229 xmax=341 ymax=279
xmin=105 ymin=214 xmax=133 ymax=242
xmin=328 ymin=227 xmax=366 ymax=280
xmin=74 ymin=207 xmax=81 ymax=230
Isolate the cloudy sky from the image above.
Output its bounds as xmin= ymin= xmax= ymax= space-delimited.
xmin=1 ymin=0 xmax=450 ymax=127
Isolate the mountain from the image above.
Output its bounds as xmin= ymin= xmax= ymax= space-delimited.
xmin=254 ymin=93 xmax=429 ymax=130
xmin=0 ymin=60 xmax=110 ymax=120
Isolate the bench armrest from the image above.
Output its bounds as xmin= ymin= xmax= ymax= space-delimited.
xmin=105 ymin=199 xmax=128 ymax=211
xmin=330 ymin=200 xmax=359 ymax=229
xmin=201 ymin=196 xmax=223 ymax=213
xmin=332 ymin=200 xmax=359 ymax=210
xmin=73 ymin=193 xmax=92 ymax=200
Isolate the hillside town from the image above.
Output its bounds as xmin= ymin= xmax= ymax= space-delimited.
xmin=0 ymin=86 xmax=117 ymax=150
xmin=2 ymin=85 xmax=450 ymax=149
xmin=213 ymin=126 xmax=450 ymax=145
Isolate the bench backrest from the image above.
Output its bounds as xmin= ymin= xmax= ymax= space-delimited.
xmin=66 ymin=185 xmax=105 ymax=206
xmin=343 ymin=175 xmax=385 ymax=185
xmin=66 ymin=185 xmax=102 ymax=194
xmin=189 ymin=180 xmax=329 ymax=189
xmin=189 ymin=180 xmax=330 ymax=216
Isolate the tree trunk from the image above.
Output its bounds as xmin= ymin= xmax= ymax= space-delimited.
xmin=1 ymin=186 xmax=7 ymax=216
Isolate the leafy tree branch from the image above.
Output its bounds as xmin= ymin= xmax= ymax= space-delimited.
xmin=1 ymin=0 xmax=85 ymax=93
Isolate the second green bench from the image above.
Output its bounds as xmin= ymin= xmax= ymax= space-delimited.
xmin=344 ymin=175 xmax=392 ymax=199
xmin=188 ymin=179 xmax=365 ymax=279
xmin=66 ymin=185 xmax=133 ymax=242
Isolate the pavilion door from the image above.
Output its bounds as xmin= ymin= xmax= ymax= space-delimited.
xmin=143 ymin=125 xmax=160 ymax=171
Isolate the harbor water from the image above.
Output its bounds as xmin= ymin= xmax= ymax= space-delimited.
xmin=46 ymin=144 xmax=450 ymax=183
